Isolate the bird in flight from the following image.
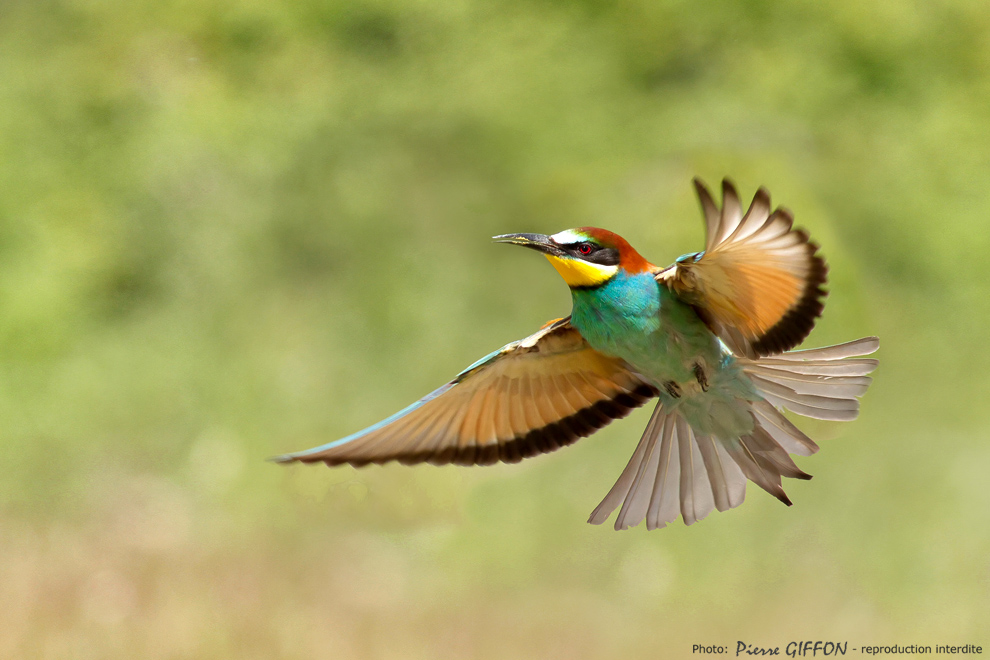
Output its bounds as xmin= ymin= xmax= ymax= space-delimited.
xmin=275 ymin=178 xmax=878 ymax=530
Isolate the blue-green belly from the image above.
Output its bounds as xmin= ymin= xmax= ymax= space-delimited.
xmin=569 ymin=272 xmax=759 ymax=439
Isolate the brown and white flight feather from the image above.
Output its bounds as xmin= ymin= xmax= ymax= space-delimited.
xmin=658 ymin=178 xmax=828 ymax=357
xmin=274 ymin=318 xmax=658 ymax=468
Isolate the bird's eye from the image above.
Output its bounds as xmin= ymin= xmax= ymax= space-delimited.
xmin=577 ymin=243 xmax=594 ymax=255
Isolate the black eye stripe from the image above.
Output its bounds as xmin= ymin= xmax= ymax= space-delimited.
xmin=563 ymin=243 xmax=620 ymax=266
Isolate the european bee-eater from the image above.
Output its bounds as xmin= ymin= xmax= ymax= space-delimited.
xmin=276 ymin=179 xmax=878 ymax=530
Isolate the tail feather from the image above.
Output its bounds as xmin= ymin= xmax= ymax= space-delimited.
xmin=592 ymin=402 xmax=748 ymax=530
xmin=645 ymin=414 xmax=680 ymax=530
xmin=694 ymin=431 xmax=747 ymax=512
xmin=744 ymin=426 xmax=810 ymax=481
xmin=674 ymin=416 xmax=714 ymax=525
xmin=751 ymin=359 xmax=878 ymax=376
xmin=613 ymin=409 xmax=666 ymax=530
xmin=723 ymin=434 xmax=791 ymax=506
xmin=588 ymin=403 xmax=665 ymax=527
xmin=589 ymin=336 xmax=878 ymax=530
xmin=766 ymin=336 xmax=879 ymax=360
xmin=751 ymin=400 xmax=818 ymax=456
xmin=741 ymin=338 xmax=878 ymax=423
xmin=743 ymin=364 xmax=872 ymax=398
xmin=748 ymin=374 xmax=861 ymax=421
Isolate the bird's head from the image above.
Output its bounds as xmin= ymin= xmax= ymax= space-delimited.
xmin=494 ymin=227 xmax=653 ymax=288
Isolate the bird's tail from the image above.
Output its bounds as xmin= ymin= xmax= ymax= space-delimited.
xmin=588 ymin=336 xmax=879 ymax=530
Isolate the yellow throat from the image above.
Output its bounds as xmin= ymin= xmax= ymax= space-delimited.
xmin=545 ymin=254 xmax=618 ymax=288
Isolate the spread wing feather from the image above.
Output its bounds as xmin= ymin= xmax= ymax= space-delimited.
xmin=657 ymin=178 xmax=828 ymax=357
xmin=273 ymin=318 xmax=658 ymax=467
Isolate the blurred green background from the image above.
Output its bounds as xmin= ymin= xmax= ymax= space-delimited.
xmin=2 ymin=0 xmax=989 ymax=657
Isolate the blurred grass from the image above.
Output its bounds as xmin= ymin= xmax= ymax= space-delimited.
xmin=1 ymin=0 xmax=989 ymax=657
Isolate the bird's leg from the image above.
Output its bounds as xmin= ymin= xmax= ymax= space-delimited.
xmin=693 ymin=362 xmax=709 ymax=392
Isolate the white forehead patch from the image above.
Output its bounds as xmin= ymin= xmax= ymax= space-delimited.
xmin=550 ymin=229 xmax=585 ymax=245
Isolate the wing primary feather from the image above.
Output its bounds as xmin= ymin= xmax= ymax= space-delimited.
xmin=498 ymin=432 xmax=523 ymax=464
xmin=490 ymin=375 xmax=513 ymax=443
xmin=393 ymin=397 xmax=459 ymax=463
xmin=520 ymin=378 xmax=549 ymax=438
xmin=694 ymin=178 xmax=721 ymax=252
xmin=531 ymin=377 xmax=563 ymax=432
xmin=527 ymin=379 xmax=560 ymax=455
xmin=726 ymin=186 xmax=772 ymax=244
xmin=473 ymin=385 xmax=500 ymax=448
xmin=466 ymin=387 xmax=498 ymax=447
xmin=506 ymin=377 xmax=528 ymax=439
xmin=713 ymin=178 xmax=744 ymax=247
xmin=476 ymin=443 xmax=499 ymax=466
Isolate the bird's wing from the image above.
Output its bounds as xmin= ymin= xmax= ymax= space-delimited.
xmin=274 ymin=318 xmax=658 ymax=467
xmin=656 ymin=178 xmax=828 ymax=357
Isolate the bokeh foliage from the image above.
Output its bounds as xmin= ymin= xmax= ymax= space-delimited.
xmin=1 ymin=0 xmax=988 ymax=657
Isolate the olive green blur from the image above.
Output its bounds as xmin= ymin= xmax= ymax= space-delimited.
xmin=2 ymin=0 xmax=988 ymax=657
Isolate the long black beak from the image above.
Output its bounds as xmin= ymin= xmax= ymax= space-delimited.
xmin=492 ymin=233 xmax=564 ymax=256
